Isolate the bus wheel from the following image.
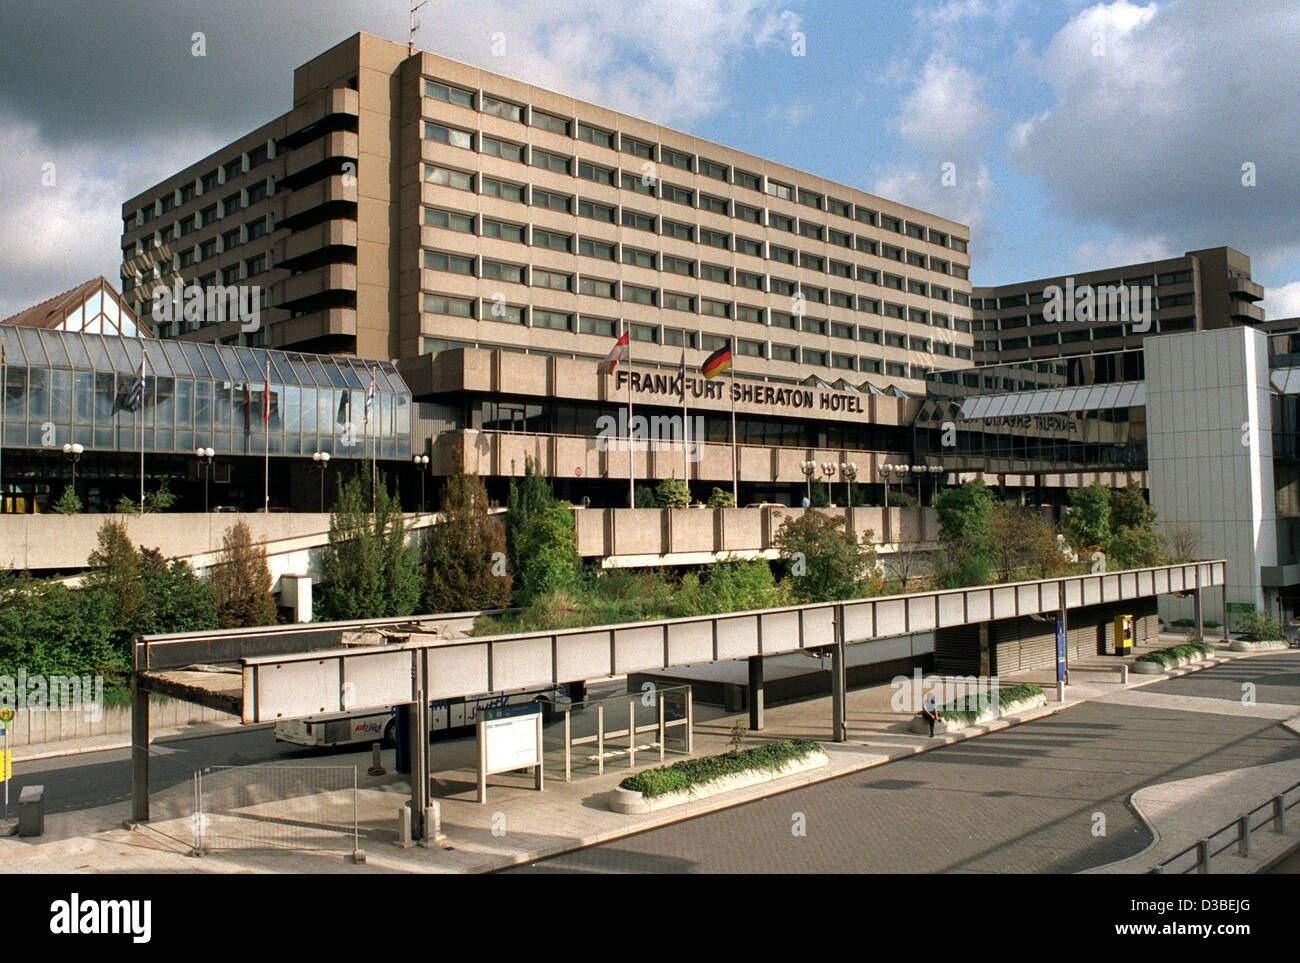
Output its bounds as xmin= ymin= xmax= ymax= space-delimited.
xmin=382 ymin=718 xmax=397 ymax=749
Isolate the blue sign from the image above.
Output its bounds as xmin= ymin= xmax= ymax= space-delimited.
xmin=1055 ymin=613 xmax=1067 ymax=683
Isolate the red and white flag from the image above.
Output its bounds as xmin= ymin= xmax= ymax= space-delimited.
xmin=599 ymin=331 xmax=630 ymax=376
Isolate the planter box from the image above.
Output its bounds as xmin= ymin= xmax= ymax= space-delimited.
xmin=908 ymin=692 xmax=1046 ymax=735
xmin=1132 ymin=650 xmax=1210 ymax=674
xmin=608 ymin=750 xmax=829 ymax=814
xmin=1228 ymin=639 xmax=1290 ymax=653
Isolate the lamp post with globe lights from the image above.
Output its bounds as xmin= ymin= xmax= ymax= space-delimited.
xmin=800 ymin=459 xmax=817 ymax=505
xmin=819 ymin=461 xmax=836 ymax=506
xmin=195 ymin=447 xmax=215 ymax=512
xmin=312 ymin=451 xmax=331 ymax=512
xmin=413 ymin=453 xmax=430 ymax=511
xmin=62 ymin=443 xmax=83 ymax=503
xmin=841 ymin=461 xmax=858 ymax=507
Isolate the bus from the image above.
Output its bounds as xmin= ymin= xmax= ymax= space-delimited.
xmin=273 ymin=685 xmax=573 ymax=748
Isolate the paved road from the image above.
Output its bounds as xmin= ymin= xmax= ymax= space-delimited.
xmin=510 ymin=654 xmax=1300 ymax=874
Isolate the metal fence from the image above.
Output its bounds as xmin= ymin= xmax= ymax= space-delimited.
xmin=192 ymin=765 xmax=362 ymax=860
xmin=541 ymin=685 xmax=693 ymax=782
xmin=1152 ymin=778 xmax=1300 ymax=873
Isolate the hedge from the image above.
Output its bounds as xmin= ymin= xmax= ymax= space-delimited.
xmin=620 ymin=738 xmax=821 ymax=798
xmin=936 ymin=683 xmax=1044 ymax=724
xmin=1135 ymin=639 xmax=1214 ymax=667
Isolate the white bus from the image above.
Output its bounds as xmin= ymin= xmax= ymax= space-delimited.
xmin=274 ymin=685 xmax=572 ymax=748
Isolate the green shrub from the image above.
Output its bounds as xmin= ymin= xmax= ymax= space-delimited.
xmin=1238 ymin=612 xmax=1284 ymax=642
xmin=706 ymin=487 xmax=736 ymax=508
xmin=655 ymin=477 xmax=691 ymax=508
xmin=936 ymin=683 xmax=1043 ymax=723
xmin=1135 ymin=639 xmax=1214 ymax=667
xmin=52 ymin=486 xmax=83 ymax=515
xmin=620 ymin=738 xmax=821 ymax=798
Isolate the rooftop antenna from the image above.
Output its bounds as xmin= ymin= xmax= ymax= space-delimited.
xmin=409 ymin=1 xmax=427 ymax=56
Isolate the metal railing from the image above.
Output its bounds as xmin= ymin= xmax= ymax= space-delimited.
xmin=1152 ymin=778 xmax=1300 ymax=874
xmin=544 ymin=685 xmax=693 ymax=781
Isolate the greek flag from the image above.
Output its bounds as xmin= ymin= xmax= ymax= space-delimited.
xmin=125 ymin=353 xmax=147 ymax=411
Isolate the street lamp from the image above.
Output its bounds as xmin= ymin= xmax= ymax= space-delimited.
xmin=926 ymin=464 xmax=945 ymax=506
xmin=62 ymin=443 xmax=83 ymax=501
xmin=880 ymin=463 xmax=895 ymax=508
xmin=312 ymin=451 xmax=331 ymax=512
xmin=195 ymin=447 xmax=215 ymax=513
xmin=819 ymin=461 xmax=836 ymax=506
xmin=800 ymin=459 xmax=817 ymax=505
xmin=841 ymin=462 xmax=858 ymax=507
xmin=413 ymin=454 xmax=430 ymax=511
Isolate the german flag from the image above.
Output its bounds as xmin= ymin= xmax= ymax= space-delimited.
xmin=701 ymin=345 xmax=733 ymax=380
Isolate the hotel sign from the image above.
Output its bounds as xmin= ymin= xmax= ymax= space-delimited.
xmin=981 ymin=414 xmax=1079 ymax=434
xmin=615 ymin=370 xmax=866 ymax=414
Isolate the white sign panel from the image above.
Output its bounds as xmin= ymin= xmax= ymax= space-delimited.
xmin=484 ymin=711 xmax=540 ymax=774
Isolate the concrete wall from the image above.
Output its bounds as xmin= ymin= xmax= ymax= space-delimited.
xmin=5 ymin=699 xmax=233 ymax=749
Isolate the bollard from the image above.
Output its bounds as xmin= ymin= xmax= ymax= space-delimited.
xmin=18 ymin=785 xmax=44 ymax=838
xmin=420 ymin=802 xmax=446 ymax=847
xmin=1196 ymin=839 xmax=1211 ymax=873
xmin=1118 ymin=664 xmax=1129 ymax=686
xmin=1237 ymin=815 xmax=1251 ymax=857
xmin=396 ymin=804 xmax=414 ymax=849
xmin=1273 ymin=795 xmax=1286 ymax=834
xmin=368 ymin=742 xmax=386 ymax=777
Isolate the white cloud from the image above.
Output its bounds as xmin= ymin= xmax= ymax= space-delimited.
xmin=896 ymin=54 xmax=994 ymax=154
xmin=1264 ymin=281 xmax=1300 ymax=322
xmin=873 ymin=162 xmax=994 ymax=232
xmin=1008 ymin=0 xmax=1300 ymax=263
xmin=1070 ymin=235 xmax=1173 ymax=273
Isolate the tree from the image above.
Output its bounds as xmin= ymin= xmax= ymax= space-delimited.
xmin=936 ymin=481 xmax=994 ymax=554
xmin=1110 ymin=481 xmax=1155 ymax=531
xmin=208 ymin=520 xmax=277 ymax=628
xmin=698 ymin=558 xmax=786 ymax=612
xmin=774 ymin=510 xmax=876 ymax=603
xmin=1167 ymin=523 xmax=1200 ymax=562
xmin=0 ymin=573 xmax=119 ymax=680
xmin=423 ymin=472 xmax=512 ymax=613
xmin=1108 ymin=525 xmax=1167 ymax=569
xmin=137 ymin=548 xmax=218 ymax=635
xmin=655 ymin=477 xmax=690 ymax=508
xmin=633 ymin=484 xmax=658 ymax=508
xmin=52 ymin=486 xmax=82 ymax=515
xmin=885 ymin=543 xmax=927 ymax=591
xmin=988 ymin=504 xmax=1065 ymax=581
xmin=83 ymin=519 xmax=144 ymax=641
xmin=515 ymin=502 xmax=582 ymax=604
xmin=506 ymin=458 xmax=555 ymax=579
xmin=317 ymin=472 xmax=421 ymax=621
xmin=1064 ymin=484 xmax=1111 ymax=552
xmin=706 ymin=487 xmax=736 ymax=508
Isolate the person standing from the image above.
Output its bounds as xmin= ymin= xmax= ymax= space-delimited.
xmin=921 ymin=692 xmax=939 ymax=738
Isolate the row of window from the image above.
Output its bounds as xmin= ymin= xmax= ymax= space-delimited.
xmin=421 ymin=293 xmax=971 ymax=370
xmin=423 ymin=77 xmax=969 ymax=254
xmin=968 ymin=294 xmax=1195 ymax=331
xmin=976 ymin=316 xmax=1196 ymax=352
xmin=125 ymin=145 xmax=273 ymax=229
xmin=971 ymin=271 xmax=1194 ymax=310
xmin=124 ymin=180 xmax=274 ymax=259
xmin=123 ymin=214 xmax=274 ymax=288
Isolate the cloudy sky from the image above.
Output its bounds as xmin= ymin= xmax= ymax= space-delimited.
xmin=1 ymin=0 xmax=1297 ymax=319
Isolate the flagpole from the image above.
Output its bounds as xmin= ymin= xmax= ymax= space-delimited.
xmin=730 ymin=369 xmax=738 ymax=504
xmin=264 ymin=359 xmax=270 ymax=513
xmin=680 ymin=351 xmax=689 ymax=483
xmin=0 ymin=345 xmax=6 ymax=512
xmin=627 ymin=336 xmax=635 ymax=508
xmin=139 ymin=347 xmax=146 ymax=508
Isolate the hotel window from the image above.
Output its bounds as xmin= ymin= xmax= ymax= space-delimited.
xmin=737 ymin=305 xmax=763 ymax=324
xmin=180 ymin=182 xmax=196 ymax=204
xmin=956 ymin=346 xmax=972 ymax=359
xmin=737 ymin=270 xmax=764 ymax=290
xmin=700 ymin=263 xmax=730 ymax=284
xmin=481 ymin=95 xmax=523 ymax=122
xmin=223 ymin=158 xmax=243 ymax=181
xmin=222 ymin=265 xmax=239 ymax=285
xmin=663 ymin=292 xmax=695 ymax=312
xmin=531 ymin=148 xmax=571 ymax=175
xmin=531 ymin=188 xmax=571 ymax=213
xmin=771 ymin=311 xmax=797 ymax=330
xmin=532 ymin=229 xmax=571 ymax=252
xmin=909 ymin=365 xmax=928 ymax=379
xmin=909 ymin=309 xmax=930 ymax=326
xmin=803 ymin=286 xmax=827 ymax=304
xmin=832 ymin=353 xmax=856 ymax=370
xmin=799 ymin=253 xmax=824 ymax=272
xmin=829 ymin=229 xmax=852 ymax=249
xmin=934 ymin=342 xmax=953 ymax=356
xmin=831 ymin=321 xmax=854 ymax=340
xmin=660 ymin=146 xmax=693 ymax=171
xmin=886 ymin=362 xmax=906 ymax=376
xmin=664 ymin=327 xmax=699 ymax=348
xmin=222 ymin=228 xmax=240 ymax=250
xmin=700 ymin=194 xmax=729 ymax=215
xmin=662 ymin=219 xmax=694 ymax=242
xmin=159 ymin=225 xmax=174 ymax=243
xmin=425 ymin=80 xmax=475 ymax=108
xmin=481 ymin=259 xmax=526 ymax=283
xmin=830 ymin=261 xmax=852 ymax=279
xmin=855 ymin=237 xmax=878 ymax=256
xmin=426 ymin=123 xmax=474 ymax=150
xmin=199 ymin=238 xmax=217 ymax=260
xmin=700 ymin=158 xmax=729 ymax=181
xmin=831 ymin=291 xmax=853 ymax=308
xmin=425 ymin=164 xmax=474 ymax=191
xmin=244 ymin=254 xmax=267 ymax=276
xmin=929 ymin=229 xmax=949 ymax=247
xmin=735 ymin=237 xmax=763 ymax=258
xmin=885 ymin=332 xmax=906 ymax=349
xmin=881 ymin=215 xmax=902 ymax=233
xmin=484 ymin=302 xmax=526 ymax=324
xmin=620 ymin=170 xmax=654 ymax=195
xmin=223 ymin=193 xmax=241 ymax=217
xmin=577 ymin=123 xmax=614 ymax=148
xmin=953 ymin=292 xmax=971 ymax=306
xmin=771 ymin=344 xmax=797 ymax=362
xmin=200 ymin=204 xmax=219 ymax=227
xmin=622 ymin=247 xmax=657 ymax=269
xmin=802 ymin=348 xmax=827 ymax=366
xmin=738 ymin=339 xmax=765 ymax=358
xmin=932 ymin=313 xmax=951 ymax=329
xmin=859 ymin=327 xmax=881 ymax=344
xmin=699 ymin=229 xmax=730 ymax=250
xmin=1158 ymin=270 xmax=1193 ymax=285
xmin=201 ymin=170 xmax=219 ymax=193
xmin=623 ymin=284 xmax=656 ymax=305
xmin=905 ymin=222 xmax=926 ymax=241
xmin=908 ymin=280 xmax=928 ymax=297
xmin=246 ymin=217 xmax=267 ymax=241
xmin=481 ymin=135 xmax=524 ymax=162
xmin=769 ymin=212 xmax=794 ymax=233
xmin=860 ymin=358 xmax=882 ymax=374
xmin=932 ymin=285 xmax=951 ymax=302
xmin=952 ymin=264 xmax=969 ymax=280
xmin=481 ymin=177 xmax=525 ymax=202
xmin=1158 ymin=293 xmax=1194 ymax=308
xmin=663 ymin=254 xmax=694 ymax=276
xmin=531 ymin=110 xmax=570 ymax=136
xmin=248 ymin=180 xmax=271 ymax=205
xmin=532 ymin=309 xmax=573 ymax=330
xmin=883 ymin=274 xmax=903 ymax=291
xmin=931 ymin=258 xmax=950 ymax=275
xmin=179 ymin=215 xmax=196 ymax=236
xmin=630 ymin=323 xmax=659 ymax=343
xmin=951 ymin=237 xmax=968 ymax=253
xmin=883 ymin=244 xmax=904 ymax=263
xmin=578 ymin=199 xmax=615 ymax=223
xmin=577 ymin=161 xmax=614 ymax=185
xmin=770 ymin=245 xmax=795 ymax=265
xmin=909 ymin=337 xmax=931 ymax=352
xmin=770 ymin=278 xmax=796 ymax=297
xmin=797 ymin=189 xmax=823 ymax=210
xmin=828 ymin=198 xmax=851 ymax=218
xmin=481 ymin=218 xmax=524 ymax=242
xmin=701 ymin=298 xmax=730 ymax=318
xmin=799 ymin=221 xmax=823 ymax=241
xmin=533 ymin=268 xmax=572 ymax=291
xmin=579 ymin=276 xmax=616 ymax=298
xmin=620 ymin=136 xmax=654 ymax=159
xmin=622 ymin=209 xmax=656 ymax=232
xmin=662 ymin=183 xmax=694 ymax=206
xmin=858 ymin=297 xmax=880 ymax=314
xmin=803 ymin=316 xmax=827 ymax=335
xmin=907 ymin=251 xmax=926 ymax=269
xmin=425 ymin=251 xmax=476 ymax=275
xmin=160 ymin=194 xmax=175 ymax=214
xmin=765 ymin=179 xmax=793 ymax=201
xmin=702 ymin=334 xmax=730 ymax=352
xmin=426 ymin=208 xmax=476 ymax=233
xmin=734 ymin=169 xmax=762 ymax=192
xmin=179 ymin=249 xmax=196 ymax=269
xmin=955 ymin=318 xmax=971 ymax=332
xmin=884 ymin=304 xmax=905 ymax=321
xmin=734 ymin=202 xmax=763 ymax=224
xmin=580 ymin=237 xmax=617 ymax=261
xmin=580 ymin=315 xmax=618 ymax=336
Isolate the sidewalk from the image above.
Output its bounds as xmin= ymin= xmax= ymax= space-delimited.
xmin=2 ymin=636 xmax=1295 ymax=874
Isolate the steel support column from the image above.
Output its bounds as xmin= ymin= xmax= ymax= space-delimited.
xmin=408 ymin=691 xmax=428 ymax=841
xmin=1194 ymin=566 xmax=1204 ymax=640
xmin=747 ymin=655 xmax=764 ymax=731
xmin=130 ymin=671 xmax=149 ymax=824
xmin=831 ymin=605 xmax=847 ymax=743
